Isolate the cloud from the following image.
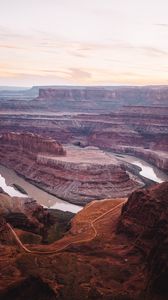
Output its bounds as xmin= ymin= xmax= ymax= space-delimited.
xmin=0 ymin=25 xmax=167 ymax=86
xmin=68 ymin=51 xmax=86 ymax=58
xmin=69 ymin=68 xmax=92 ymax=80
xmin=155 ymin=23 xmax=168 ymax=27
xmin=139 ymin=46 xmax=168 ymax=57
xmin=0 ymin=44 xmax=24 ymax=50
xmin=0 ymin=26 xmax=30 ymax=40
xmin=107 ymin=41 xmax=168 ymax=57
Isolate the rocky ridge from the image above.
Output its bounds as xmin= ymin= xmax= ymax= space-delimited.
xmin=1 ymin=85 xmax=168 ymax=113
xmin=36 ymin=86 xmax=168 ymax=106
xmin=0 ymin=105 xmax=167 ymax=172
xmin=0 ymin=189 xmax=74 ymax=245
xmin=0 ymin=189 xmax=51 ymax=243
xmin=0 ymin=182 xmax=167 ymax=300
xmin=0 ymin=132 xmax=66 ymax=156
xmin=117 ymin=182 xmax=168 ymax=298
xmin=0 ymin=133 xmax=145 ymax=205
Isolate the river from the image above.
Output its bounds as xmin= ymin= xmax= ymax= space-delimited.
xmin=0 ymin=165 xmax=82 ymax=213
xmin=0 ymin=155 xmax=167 ymax=213
xmin=114 ymin=154 xmax=168 ymax=183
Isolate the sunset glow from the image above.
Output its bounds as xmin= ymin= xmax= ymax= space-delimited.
xmin=0 ymin=0 xmax=168 ymax=86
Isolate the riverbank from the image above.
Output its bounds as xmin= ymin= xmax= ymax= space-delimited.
xmin=0 ymin=165 xmax=82 ymax=213
xmin=117 ymin=154 xmax=168 ymax=183
xmin=0 ymin=151 xmax=167 ymax=213
xmin=0 ymin=136 xmax=145 ymax=205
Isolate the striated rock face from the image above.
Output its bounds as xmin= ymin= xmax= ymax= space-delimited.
xmin=86 ymin=108 xmax=168 ymax=172
xmin=117 ymin=182 xmax=168 ymax=297
xmin=1 ymin=85 xmax=168 ymax=113
xmin=0 ymin=183 xmax=167 ymax=300
xmin=37 ymin=86 xmax=168 ymax=106
xmin=0 ymin=190 xmax=74 ymax=244
xmin=30 ymin=86 xmax=168 ymax=114
xmin=104 ymin=146 xmax=168 ymax=172
xmin=37 ymin=87 xmax=122 ymax=102
xmin=0 ymin=137 xmax=145 ymax=204
xmin=0 ymin=190 xmax=51 ymax=238
xmin=0 ymin=132 xmax=66 ymax=156
xmin=0 ymin=105 xmax=167 ymax=172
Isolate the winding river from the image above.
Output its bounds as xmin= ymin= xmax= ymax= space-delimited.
xmin=111 ymin=153 xmax=168 ymax=183
xmin=114 ymin=154 xmax=168 ymax=183
xmin=0 ymin=154 xmax=167 ymax=213
xmin=0 ymin=165 xmax=82 ymax=213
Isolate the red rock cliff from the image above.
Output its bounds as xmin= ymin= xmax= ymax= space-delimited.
xmin=37 ymin=86 xmax=168 ymax=106
xmin=117 ymin=182 xmax=168 ymax=297
xmin=0 ymin=139 xmax=144 ymax=204
xmin=0 ymin=183 xmax=168 ymax=300
xmin=0 ymin=132 xmax=66 ymax=156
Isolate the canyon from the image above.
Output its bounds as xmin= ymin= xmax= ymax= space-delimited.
xmin=1 ymin=85 xmax=168 ymax=112
xmin=0 ymin=86 xmax=167 ymax=174
xmin=0 ymin=133 xmax=146 ymax=205
xmin=0 ymin=106 xmax=167 ymax=172
xmin=0 ymin=85 xmax=167 ymax=299
xmin=0 ymin=181 xmax=167 ymax=300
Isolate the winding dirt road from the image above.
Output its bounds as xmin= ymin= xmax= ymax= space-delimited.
xmin=6 ymin=200 xmax=126 ymax=255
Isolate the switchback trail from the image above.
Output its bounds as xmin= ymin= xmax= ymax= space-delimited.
xmin=6 ymin=200 xmax=126 ymax=255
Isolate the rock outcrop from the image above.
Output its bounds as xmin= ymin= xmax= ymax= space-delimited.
xmin=32 ymin=86 xmax=168 ymax=114
xmin=1 ymin=85 xmax=167 ymax=113
xmin=0 ymin=132 xmax=66 ymax=156
xmin=36 ymin=86 xmax=168 ymax=106
xmin=0 ymin=190 xmax=51 ymax=238
xmin=0 ymin=190 xmax=74 ymax=245
xmin=0 ymin=105 xmax=167 ymax=172
xmin=0 ymin=135 xmax=145 ymax=204
xmin=107 ymin=146 xmax=168 ymax=172
xmin=0 ymin=182 xmax=167 ymax=300
xmin=117 ymin=182 xmax=168 ymax=298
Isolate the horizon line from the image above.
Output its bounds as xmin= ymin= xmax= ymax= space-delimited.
xmin=0 ymin=83 xmax=168 ymax=89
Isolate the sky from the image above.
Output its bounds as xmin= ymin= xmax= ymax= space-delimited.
xmin=0 ymin=0 xmax=168 ymax=86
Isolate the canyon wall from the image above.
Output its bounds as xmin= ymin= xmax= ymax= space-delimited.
xmin=0 ymin=189 xmax=51 ymax=238
xmin=1 ymin=85 xmax=168 ymax=113
xmin=117 ymin=182 xmax=168 ymax=297
xmin=0 ymin=182 xmax=167 ymax=300
xmin=33 ymin=86 xmax=168 ymax=113
xmin=0 ymin=133 xmax=145 ymax=205
xmin=0 ymin=189 xmax=74 ymax=245
xmin=0 ymin=132 xmax=66 ymax=156
xmin=0 ymin=105 xmax=167 ymax=172
xmin=37 ymin=86 xmax=168 ymax=105
xmin=0 ymin=86 xmax=167 ymax=174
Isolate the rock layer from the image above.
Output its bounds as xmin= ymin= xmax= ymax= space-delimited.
xmin=36 ymin=86 xmax=168 ymax=106
xmin=0 ymin=135 xmax=144 ymax=204
xmin=0 ymin=189 xmax=51 ymax=239
xmin=117 ymin=182 xmax=168 ymax=297
xmin=0 ymin=182 xmax=168 ymax=299
xmin=0 ymin=189 xmax=74 ymax=244
xmin=0 ymin=105 xmax=167 ymax=172
xmin=1 ymin=85 xmax=168 ymax=113
xmin=0 ymin=132 xmax=66 ymax=156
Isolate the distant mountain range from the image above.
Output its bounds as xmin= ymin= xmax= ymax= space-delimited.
xmin=0 ymin=85 xmax=167 ymax=101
